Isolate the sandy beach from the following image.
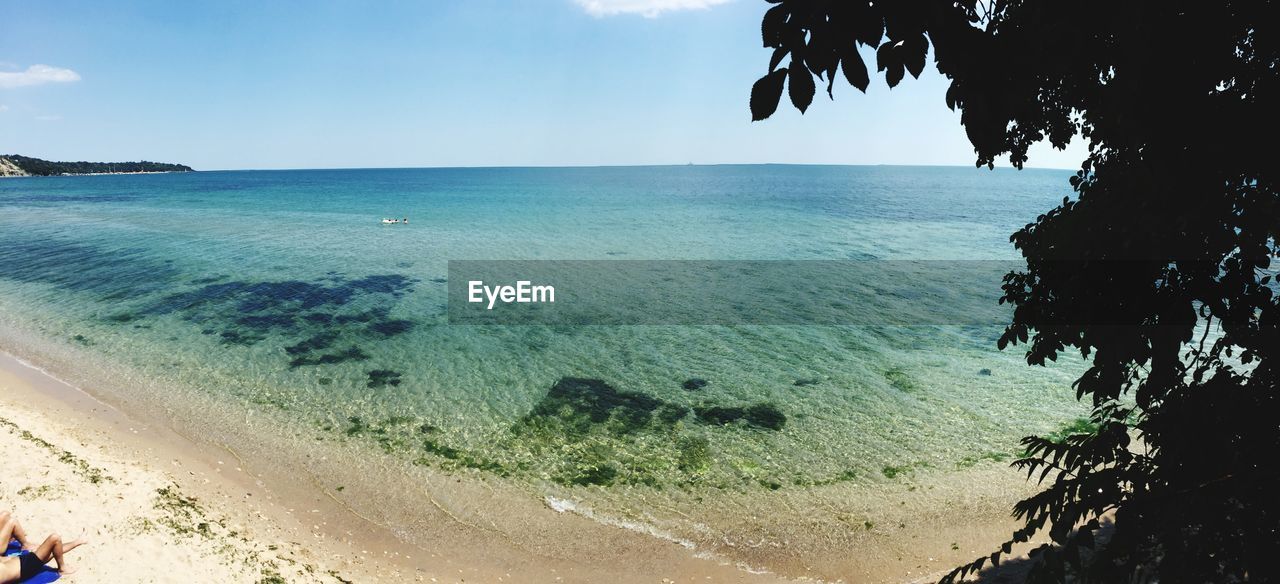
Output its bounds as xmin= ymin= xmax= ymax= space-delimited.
xmin=1 ymin=346 xmax=1056 ymax=584
xmin=0 ymin=352 xmax=398 ymax=583
xmin=0 ymin=350 xmax=787 ymax=583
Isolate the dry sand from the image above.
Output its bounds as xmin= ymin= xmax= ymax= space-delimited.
xmin=1 ymin=362 xmax=364 ymax=583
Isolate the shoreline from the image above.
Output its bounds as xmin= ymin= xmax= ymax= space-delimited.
xmin=1 ymin=339 xmax=1051 ymax=583
xmin=0 ymin=348 xmax=791 ymax=583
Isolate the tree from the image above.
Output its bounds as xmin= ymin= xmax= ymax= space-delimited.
xmin=748 ymin=1 xmax=1278 ymax=581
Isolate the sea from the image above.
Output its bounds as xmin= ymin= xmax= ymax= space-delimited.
xmin=0 ymin=165 xmax=1089 ymax=574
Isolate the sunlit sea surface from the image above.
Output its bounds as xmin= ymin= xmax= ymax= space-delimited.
xmin=0 ymin=165 xmax=1089 ymax=566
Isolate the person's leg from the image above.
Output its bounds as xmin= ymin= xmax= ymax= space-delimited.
xmin=0 ymin=511 xmax=12 ymax=545
xmin=33 ymin=534 xmax=87 ymax=574
xmin=0 ymin=512 xmax=31 ymax=549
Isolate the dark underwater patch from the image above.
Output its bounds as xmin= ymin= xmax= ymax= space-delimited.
xmin=219 ymin=330 xmax=265 ymax=346
xmin=146 ymin=275 xmax=415 ymax=320
xmin=284 ymin=332 xmax=339 ymax=355
xmin=237 ymin=280 xmax=354 ymax=312
xmin=0 ymin=237 xmax=182 ymax=301
xmin=516 ymin=377 xmax=784 ymax=442
xmin=367 ymin=319 xmax=413 ymax=337
xmin=366 ymin=369 xmax=403 ymax=388
xmin=0 ymin=244 xmax=419 ymax=378
xmin=655 ymin=403 xmax=690 ymax=424
xmin=288 ymin=346 xmax=370 ymax=369
xmin=517 ymin=377 xmax=665 ymax=437
xmin=236 ymin=313 xmax=297 ymax=331
xmin=326 ymin=375 xmax=787 ymax=488
xmin=682 ymin=378 xmax=708 ymax=390
xmin=693 ymin=403 xmax=787 ymax=430
xmin=130 ymin=272 xmax=418 ymax=371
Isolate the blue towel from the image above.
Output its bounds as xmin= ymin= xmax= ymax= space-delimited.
xmin=5 ymin=549 xmax=60 ymax=583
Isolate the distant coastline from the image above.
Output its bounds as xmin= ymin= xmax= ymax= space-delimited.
xmin=0 ymin=154 xmax=194 ymax=177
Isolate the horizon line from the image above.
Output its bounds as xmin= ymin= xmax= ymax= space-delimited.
xmin=188 ymin=162 xmax=1080 ymax=173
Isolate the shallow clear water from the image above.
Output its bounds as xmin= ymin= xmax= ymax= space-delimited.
xmin=0 ymin=166 xmax=1088 ymax=543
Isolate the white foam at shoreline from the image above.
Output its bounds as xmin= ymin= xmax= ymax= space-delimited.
xmin=545 ymin=495 xmax=696 ymax=549
xmin=0 ymin=348 xmax=112 ymax=411
xmin=544 ymin=495 xmax=808 ymax=580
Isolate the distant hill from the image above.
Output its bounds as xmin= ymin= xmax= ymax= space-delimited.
xmin=0 ymin=154 xmax=194 ymax=177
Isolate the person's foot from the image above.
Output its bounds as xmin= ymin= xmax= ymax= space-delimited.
xmin=59 ymin=565 xmax=79 ymax=575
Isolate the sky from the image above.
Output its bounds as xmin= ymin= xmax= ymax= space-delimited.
xmin=0 ymin=0 xmax=1087 ymax=170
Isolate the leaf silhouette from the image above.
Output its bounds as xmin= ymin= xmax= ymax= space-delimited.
xmin=750 ymin=68 xmax=788 ymax=121
xmin=761 ymin=4 xmax=787 ymax=48
xmin=788 ymin=59 xmax=815 ymax=113
xmin=877 ymin=44 xmax=905 ymax=88
xmin=840 ymin=44 xmax=870 ymax=92
xmin=768 ymin=47 xmax=788 ymax=72
xmin=903 ymin=33 xmax=928 ymax=78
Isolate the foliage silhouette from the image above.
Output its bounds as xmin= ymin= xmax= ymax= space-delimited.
xmin=749 ymin=1 xmax=1278 ymax=582
xmin=2 ymin=154 xmax=192 ymax=175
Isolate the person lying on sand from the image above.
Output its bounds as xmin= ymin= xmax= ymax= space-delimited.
xmin=0 ymin=511 xmax=31 ymax=550
xmin=0 ymin=533 xmax=87 ymax=583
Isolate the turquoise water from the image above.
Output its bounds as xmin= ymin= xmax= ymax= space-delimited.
xmin=0 ymin=166 xmax=1088 ymax=559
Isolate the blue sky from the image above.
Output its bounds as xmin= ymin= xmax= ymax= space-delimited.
xmin=0 ymin=0 xmax=1085 ymax=170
